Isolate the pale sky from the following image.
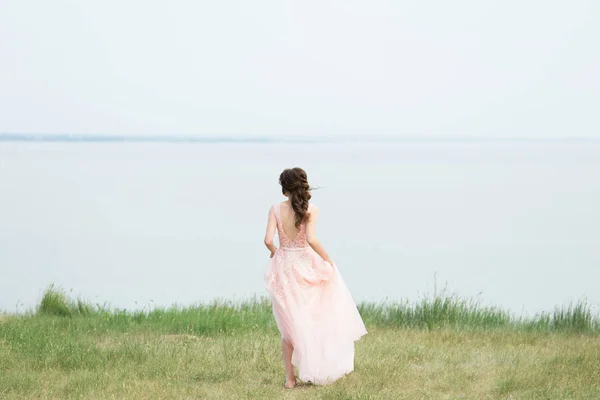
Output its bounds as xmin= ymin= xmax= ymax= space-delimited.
xmin=1 ymin=1 xmax=598 ymax=137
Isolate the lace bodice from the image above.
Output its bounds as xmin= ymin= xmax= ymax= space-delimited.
xmin=274 ymin=203 xmax=313 ymax=249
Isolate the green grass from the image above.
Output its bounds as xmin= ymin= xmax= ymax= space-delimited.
xmin=37 ymin=284 xmax=94 ymax=317
xmin=31 ymin=285 xmax=600 ymax=334
xmin=0 ymin=286 xmax=599 ymax=399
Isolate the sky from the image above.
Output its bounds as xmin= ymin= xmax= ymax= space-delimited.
xmin=0 ymin=1 xmax=598 ymax=138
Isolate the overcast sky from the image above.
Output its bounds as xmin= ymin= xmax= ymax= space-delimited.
xmin=1 ymin=1 xmax=598 ymax=137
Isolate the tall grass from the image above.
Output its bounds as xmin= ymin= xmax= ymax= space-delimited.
xmin=28 ymin=285 xmax=600 ymax=335
xmin=37 ymin=284 xmax=94 ymax=317
xmin=524 ymin=300 xmax=599 ymax=333
xmin=358 ymin=294 xmax=512 ymax=330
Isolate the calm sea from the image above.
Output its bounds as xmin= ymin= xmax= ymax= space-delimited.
xmin=1 ymin=140 xmax=599 ymax=316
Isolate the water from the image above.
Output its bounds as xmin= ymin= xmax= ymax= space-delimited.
xmin=1 ymin=140 xmax=599 ymax=316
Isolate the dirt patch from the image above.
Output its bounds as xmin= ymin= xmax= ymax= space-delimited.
xmin=161 ymin=334 xmax=199 ymax=342
xmin=95 ymin=333 xmax=200 ymax=350
xmin=95 ymin=333 xmax=151 ymax=350
xmin=95 ymin=336 xmax=124 ymax=350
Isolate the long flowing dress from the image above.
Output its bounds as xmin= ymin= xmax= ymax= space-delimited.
xmin=264 ymin=203 xmax=367 ymax=385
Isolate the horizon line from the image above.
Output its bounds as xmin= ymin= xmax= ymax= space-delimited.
xmin=1 ymin=133 xmax=598 ymax=143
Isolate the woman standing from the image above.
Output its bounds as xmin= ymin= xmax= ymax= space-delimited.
xmin=264 ymin=167 xmax=367 ymax=388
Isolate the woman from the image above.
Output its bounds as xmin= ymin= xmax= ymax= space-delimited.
xmin=263 ymin=167 xmax=367 ymax=388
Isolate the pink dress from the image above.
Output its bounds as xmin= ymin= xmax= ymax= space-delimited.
xmin=264 ymin=203 xmax=368 ymax=385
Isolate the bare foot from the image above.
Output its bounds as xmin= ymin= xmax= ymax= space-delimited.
xmin=284 ymin=378 xmax=296 ymax=389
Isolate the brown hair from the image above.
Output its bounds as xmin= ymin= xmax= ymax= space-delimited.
xmin=279 ymin=167 xmax=312 ymax=228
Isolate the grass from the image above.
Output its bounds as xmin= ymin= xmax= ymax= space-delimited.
xmin=0 ymin=286 xmax=599 ymax=399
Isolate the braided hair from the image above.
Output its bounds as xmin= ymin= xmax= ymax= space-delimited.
xmin=279 ymin=167 xmax=312 ymax=228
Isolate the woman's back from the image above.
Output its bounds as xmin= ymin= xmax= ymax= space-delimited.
xmin=274 ymin=202 xmax=313 ymax=249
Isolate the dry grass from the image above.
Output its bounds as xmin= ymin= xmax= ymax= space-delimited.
xmin=1 ymin=287 xmax=598 ymax=399
xmin=1 ymin=327 xmax=599 ymax=399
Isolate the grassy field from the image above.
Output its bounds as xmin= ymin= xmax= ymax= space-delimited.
xmin=1 ymin=286 xmax=599 ymax=399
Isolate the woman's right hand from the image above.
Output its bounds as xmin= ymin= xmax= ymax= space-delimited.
xmin=325 ymin=257 xmax=335 ymax=265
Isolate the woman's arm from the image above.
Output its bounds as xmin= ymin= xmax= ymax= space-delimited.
xmin=264 ymin=206 xmax=278 ymax=257
xmin=305 ymin=206 xmax=334 ymax=264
